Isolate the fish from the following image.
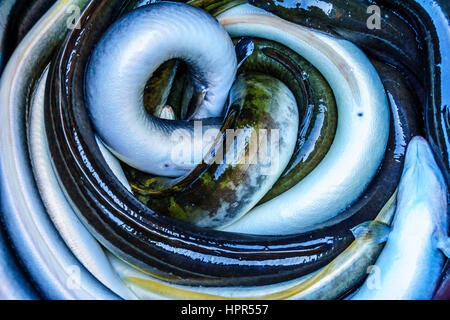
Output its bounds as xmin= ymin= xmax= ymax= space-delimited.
xmin=433 ymin=260 xmax=450 ymax=300
xmin=85 ymin=2 xmax=237 ymax=177
xmin=103 ymin=190 xmax=396 ymax=300
xmin=0 ymin=0 xmax=120 ymax=300
xmin=140 ymin=72 xmax=299 ymax=228
xmin=252 ymin=0 xmax=450 ymax=193
xmin=248 ymin=0 xmax=423 ymax=89
xmin=218 ymin=3 xmax=390 ymax=234
xmin=236 ymin=37 xmax=337 ymax=204
xmin=28 ymin=66 xmax=136 ymax=299
xmin=0 ymin=0 xmax=16 ymax=72
xmin=44 ymin=0 xmax=356 ymax=287
xmin=0 ymin=217 xmax=40 ymax=300
xmin=1 ymin=0 xmax=445 ymax=300
xmin=353 ymin=136 xmax=449 ymax=300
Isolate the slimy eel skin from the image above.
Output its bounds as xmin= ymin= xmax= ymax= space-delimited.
xmin=0 ymin=0 xmax=447 ymax=300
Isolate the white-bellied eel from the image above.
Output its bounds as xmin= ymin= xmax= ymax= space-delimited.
xmin=102 ymin=56 xmax=421 ymax=299
xmin=138 ymin=72 xmax=299 ymax=228
xmin=0 ymin=0 xmax=121 ymax=299
xmin=97 ymin=192 xmax=396 ymax=300
xmin=126 ymin=36 xmax=338 ymax=213
xmin=217 ymin=4 xmax=390 ymax=234
xmin=29 ymin=67 xmax=136 ymax=299
xmin=353 ymin=137 xmax=449 ymax=300
xmin=0 ymin=0 xmax=447 ymax=300
xmin=81 ymin=144 xmax=395 ymax=299
xmin=40 ymin=0 xmax=418 ymax=289
xmin=86 ymin=2 xmax=390 ymax=235
xmin=85 ymin=1 xmax=237 ymax=177
xmin=43 ymin=0 xmax=367 ymax=287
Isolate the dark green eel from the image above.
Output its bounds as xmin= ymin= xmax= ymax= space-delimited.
xmin=126 ymin=37 xmax=337 ymax=213
xmin=239 ymin=38 xmax=337 ymax=203
xmin=249 ymin=0 xmax=450 ymax=190
xmin=141 ymin=72 xmax=298 ymax=228
xmin=41 ymin=0 xmax=419 ymax=287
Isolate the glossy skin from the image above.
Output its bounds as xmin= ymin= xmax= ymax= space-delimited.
xmin=433 ymin=260 xmax=450 ymax=300
xmin=377 ymin=0 xmax=450 ymax=195
xmin=248 ymin=0 xmax=423 ymax=90
xmin=238 ymin=38 xmax=337 ymax=203
xmin=86 ymin=2 xmax=237 ymax=177
xmin=0 ymin=0 xmax=56 ymax=73
xmin=29 ymin=67 xmax=136 ymax=299
xmin=245 ymin=0 xmax=450 ymax=297
xmin=353 ymin=137 xmax=448 ymax=300
xmin=45 ymin=0 xmax=357 ymax=287
xmin=0 ymin=0 xmax=15 ymax=71
xmin=42 ymin=0 xmax=422 ymax=288
xmin=0 ymin=0 xmax=445 ymax=299
xmin=105 ymin=196 xmax=394 ymax=300
xmin=0 ymin=0 xmax=120 ymax=299
xmin=126 ymin=37 xmax=337 ymax=206
xmin=218 ymin=4 xmax=390 ymax=234
xmin=108 ymin=58 xmax=420 ymax=299
xmin=141 ymin=73 xmax=299 ymax=228
xmin=0 ymin=222 xmax=40 ymax=300
xmin=250 ymin=0 xmax=450 ymax=194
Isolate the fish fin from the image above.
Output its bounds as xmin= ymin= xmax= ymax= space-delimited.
xmin=235 ymin=37 xmax=254 ymax=69
xmin=368 ymin=221 xmax=391 ymax=244
xmin=351 ymin=221 xmax=390 ymax=243
xmin=437 ymin=236 xmax=450 ymax=258
xmin=351 ymin=221 xmax=372 ymax=238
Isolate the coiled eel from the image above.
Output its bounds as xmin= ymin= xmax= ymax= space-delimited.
xmin=45 ymin=0 xmax=358 ymax=286
xmin=85 ymin=2 xmax=237 ymax=177
xmin=0 ymin=0 xmax=445 ymax=299
xmin=104 ymin=57 xmax=421 ymax=299
xmin=217 ymin=4 xmax=390 ymax=234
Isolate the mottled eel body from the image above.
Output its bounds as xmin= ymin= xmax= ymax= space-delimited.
xmin=142 ymin=73 xmax=299 ymax=228
xmin=218 ymin=4 xmax=390 ymax=234
xmin=45 ymin=0 xmax=357 ymax=287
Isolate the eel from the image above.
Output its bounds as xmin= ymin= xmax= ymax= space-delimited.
xmin=0 ymin=0 xmax=121 ymax=299
xmin=353 ymin=136 xmax=449 ymax=300
xmin=44 ymin=0 xmax=355 ymax=287
xmin=44 ymin=0 xmax=410 ymax=287
xmin=250 ymin=0 xmax=450 ymax=193
xmin=141 ymin=72 xmax=299 ymax=228
xmin=85 ymin=2 xmax=237 ymax=177
xmin=433 ymin=260 xmax=450 ymax=300
xmin=218 ymin=4 xmax=390 ymax=234
xmin=28 ymin=66 xmax=136 ymax=299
